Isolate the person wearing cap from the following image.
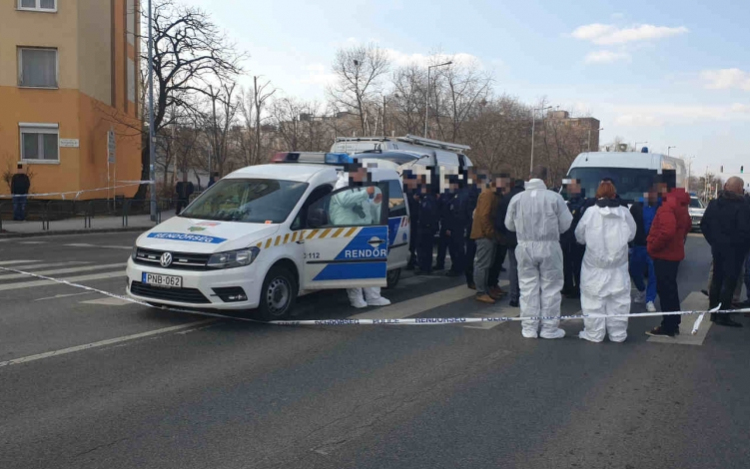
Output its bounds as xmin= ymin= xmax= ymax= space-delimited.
xmin=441 ymin=176 xmax=470 ymax=277
xmin=11 ymin=164 xmax=31 ymax=221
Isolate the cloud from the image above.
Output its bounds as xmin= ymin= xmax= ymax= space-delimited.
xmin=584 ymin=50 xmax=631 ymax=64
xmin=384 ymin=50 xmax=481 ymax=69
xmin=611 ymin=103 xmax=750 ymax=127
xmin=298 ymin=63 xmax=337 ymax=87
xmin=572 ymin=23 xmax=688 ymax=45
xmin=700 ymin=68 xmax=750 ymax=91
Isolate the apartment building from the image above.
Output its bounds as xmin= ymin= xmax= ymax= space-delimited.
xmin=0 ymin=0 xmax=141 ymax=198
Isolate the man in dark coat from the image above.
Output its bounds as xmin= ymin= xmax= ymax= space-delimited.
xmin=416 ymin=181 xmax=439 ymax=275
xmin=497 ymin=179 xmax=524 ymax=307
xmin=561 ymin=180 xmax=586 ymax=299
xmin=174 ymin=174 xmax=195 ymax=215
xmin=700 ymin=177 xmax=750 ymax=327
xmin=11 ymin=164 xmax=31 ymax=221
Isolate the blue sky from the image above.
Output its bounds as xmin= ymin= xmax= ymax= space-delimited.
xmin=183 ymin=0 xmax=750 ymax=178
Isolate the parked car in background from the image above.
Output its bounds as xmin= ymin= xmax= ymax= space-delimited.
xmin=688 ymin=196 xmax=705 ymax=231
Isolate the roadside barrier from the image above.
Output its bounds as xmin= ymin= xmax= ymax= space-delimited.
xmin=0 ymin=265 xmax=735 ymax=336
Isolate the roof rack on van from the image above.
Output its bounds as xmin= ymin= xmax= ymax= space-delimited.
xmin=397 ymin=134 xmax=471 ymax=152
xmin=335 ymin=137 xmax=390 ymax=143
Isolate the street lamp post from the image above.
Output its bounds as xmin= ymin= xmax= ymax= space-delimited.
xmin=147 ymin=0 xmax=156 ymax=221
xmin=634 ymin=141 xmax=648 ymax=152
xmin=685 ymin=155 xmax=695 ymax=192
xmin=668 ymin=146 xmax=676 ymax=157
xmin=587 ymin=127 xmax=603 ymax=152
xmin=530 ymin=106 xmax=553 ymax=173
xmin=424 ymin=61 xmax=452 ymax=138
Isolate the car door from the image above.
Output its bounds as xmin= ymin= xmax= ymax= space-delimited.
xmin=302 ymin=184 xmax=390 ymax=290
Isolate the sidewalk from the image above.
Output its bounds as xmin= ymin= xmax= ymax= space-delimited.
xmin=0 ymin=211 xmax=175 ymax=237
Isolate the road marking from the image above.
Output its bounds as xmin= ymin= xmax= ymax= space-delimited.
xmin=64 ymin=243 xmax=132 ymax=250
xmin=0 ymin=263 xmax=124 ymax=281
xmin=0 ymin=260 xmax=39 ymax=266
xmin=0 ymin=271 xmax=126 ymax=291
xmin=19 ymin=241 xmax=47 ymax=245
xmin=348 ymin=282 xmax=508 ymax=321
xmin=0 ymin=319 xmax=217 ymax=368
xmin=35 ymin=292 xmax=96 ymax=302
xmin=0 ymin=261 xmax=87 ymax=273
xmin=80 ymin=297 xmax=133 ymax=306
xmin=647 ymin=292 xmax=712 ymax=346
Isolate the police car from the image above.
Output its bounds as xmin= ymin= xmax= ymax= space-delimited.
xmin=126 ymin=153 xmax=410 ymax=319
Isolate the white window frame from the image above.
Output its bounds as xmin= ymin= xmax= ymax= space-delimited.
xmin=19 ymin=123 xmax=60 ymax=165
xmin=17 ymin=47 xmax=59 ymax=89
xmin=17 ymin=0 xmax=58 ymax=12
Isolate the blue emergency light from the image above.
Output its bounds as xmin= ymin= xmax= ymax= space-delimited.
xmin=324 ymin=153 xmax=354 ymax=164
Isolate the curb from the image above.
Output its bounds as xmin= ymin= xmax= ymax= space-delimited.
xmin=0 ymin=226 xmax=150 ymax=239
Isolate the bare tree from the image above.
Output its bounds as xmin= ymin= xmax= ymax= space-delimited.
xmin=133 ymin=0 xmax=244 ymax=200
xmin=239 ymin=77 xmax=276 ymax=166
xmin=433 ymin=58 xmax=493 ymax=141
xmin=203 ymin=79 xmax=239 ymax=176
xmin=327 ymin=44 xmax=390 ymax=134
xmin=390 ymin=65 xmax=427 ymax=135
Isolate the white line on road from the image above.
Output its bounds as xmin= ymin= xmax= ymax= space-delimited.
xmin=80 ymin=297 xmax=134 ymax=306
xmin=19 ymin=241 xmax=47 ymax=245
xmin=0 ymin=263 xmax=124 ymax=281
xmin=0 ymin=260 xmax=39 ymax=266
xmin=0 ymin=319 xmax=217 ymax=368
xmin=0 ymin=271 xmax=126 ymax=291
xmin=34 ymin=291 xmax=96 ymax=302
xmin=64 ymin=243 xmax=132 ymax=250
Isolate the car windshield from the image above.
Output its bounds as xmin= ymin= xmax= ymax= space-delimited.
xmin=567 ymin=167 xmax=659 ymax=201
xmin=180 ymin=178 xmax=308 ymax=223
xmin=690 ymin=198 xmax=703 ymax=208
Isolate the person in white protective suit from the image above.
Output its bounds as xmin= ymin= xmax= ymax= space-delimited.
xmin=330 ymin=167 xmax=391 ymax=309
xmin=505 ymin=166 xmax=573 ymax=339
xmin=575 ymin=181 xmax=636 ymax=342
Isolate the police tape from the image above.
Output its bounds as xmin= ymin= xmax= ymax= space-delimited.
xmin=0 ymin=181 xmax=154 ymax=199
xmin=0 ymin=265 xmax=741 ymax=335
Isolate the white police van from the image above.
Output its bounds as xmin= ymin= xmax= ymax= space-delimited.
xmin=126 ymin=153 xmax=410 ymax=319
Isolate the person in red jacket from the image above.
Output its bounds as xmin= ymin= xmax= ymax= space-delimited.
xmin=645 ymin=187 xmax=691 ymax=337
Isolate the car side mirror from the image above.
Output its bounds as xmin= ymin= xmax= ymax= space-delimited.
xmin=308 ymin=208 xmax=326 ymax=228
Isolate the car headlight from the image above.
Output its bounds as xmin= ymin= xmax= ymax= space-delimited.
xmin=207 ymin=247 xmax=260 ymax=269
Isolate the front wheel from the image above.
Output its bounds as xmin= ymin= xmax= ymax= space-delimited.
xmin=257 ymin=266 xmax=297 ymax=321
xmin=386 ymin=268 xmax=401 ymax=289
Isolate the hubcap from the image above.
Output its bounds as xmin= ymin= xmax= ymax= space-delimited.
xmin=266 ymin=277 xmax=290 ymax=316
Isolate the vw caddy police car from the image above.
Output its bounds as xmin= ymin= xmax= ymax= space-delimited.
xmin=126 ymin=153 xmax=410 ymax=319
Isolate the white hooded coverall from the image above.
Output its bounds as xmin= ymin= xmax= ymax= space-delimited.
xmin=575 ymin=200 xmax=636 ymax=342
xmin=505 ymin=179 xmax=573 ymax=339
xmin=331 ymin=173 xmax=390 ymax=308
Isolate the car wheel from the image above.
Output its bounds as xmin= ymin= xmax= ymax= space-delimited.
xmin=386 ymin=268 xmax=401 ymax=289
xmin=257 ymin=266 xmax=297 ymax=321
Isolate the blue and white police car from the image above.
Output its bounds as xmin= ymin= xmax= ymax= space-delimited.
xmin=126 ymin=153 xmax=410 ymax=319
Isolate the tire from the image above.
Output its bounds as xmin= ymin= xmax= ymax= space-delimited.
xmin=386 ymin=268 xmax=401 ymax=289
xmin=257 ymin=266 xmax=297 ymax=321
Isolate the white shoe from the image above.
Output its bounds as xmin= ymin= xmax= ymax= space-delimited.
xmin=351 ymin=300 xmax=368 ymax=309
xmin=633 ymin=290 xmax=646 ymax=303
xmin=366 ymin=297 xmax=391 ymax=307
xmin=578 ymin=330 xmax=602 ymax=342
xmin=522 ymin=329 xmax=538 ymax=339
xmin=646 ymin=301 xmax=656 ymax=312
xmin=540 ymin=328 xmax=566 ymax=339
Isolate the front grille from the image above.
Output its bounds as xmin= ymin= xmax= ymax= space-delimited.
xmin=134 ymin=248 xmax=211 ymax=271
xmin=130 ymin=281 xmax=210 ymax=304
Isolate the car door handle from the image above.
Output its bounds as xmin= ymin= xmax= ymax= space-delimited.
xmin=368 ymin=238 xmax=386 ymax=247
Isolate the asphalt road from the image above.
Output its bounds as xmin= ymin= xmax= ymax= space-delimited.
xmin=2 ymin=232 xmax=749 ymax=469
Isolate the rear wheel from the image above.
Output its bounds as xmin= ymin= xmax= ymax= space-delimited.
xmin=386 ymin=268 xmax=401 ymax=289
xmin=257 ymin=266 xmax=297 ymax=321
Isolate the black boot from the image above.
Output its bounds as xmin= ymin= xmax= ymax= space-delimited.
xmin=715 ymin=314 xmax=743 ymax=327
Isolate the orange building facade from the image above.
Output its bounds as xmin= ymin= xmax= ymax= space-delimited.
xmin=0 ymin=0 xmax=141 ymax=199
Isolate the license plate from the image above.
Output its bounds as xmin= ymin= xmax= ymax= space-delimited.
xmin=142 ymin=272 xmax=183 ymax=288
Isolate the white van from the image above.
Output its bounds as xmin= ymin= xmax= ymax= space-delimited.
xmin=126 ymin=155 xmax=410 ymax=319
xmin=330 ymin=134 xmax=474 ymax=169
xmin=566 ymin=151 xmax=686 ymax=202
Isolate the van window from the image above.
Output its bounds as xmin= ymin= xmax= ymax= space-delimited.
xmin=388 ymin=180 xmax=407 ymax=218
xmin=180 ymin=179 xmax=308 ymax=223
xmin=291 ymin=185 xmax=333 ymax=230
xmin=308 ymin=186 xmax=384 ymax=228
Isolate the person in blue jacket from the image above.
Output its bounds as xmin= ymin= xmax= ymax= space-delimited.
xmin=629 ymin=182 xmax=661 ymax=312
xmin=416 ymin=177 xmax=439 ymax=275
xmin=441 ymin=176 xmax=470 ymax=277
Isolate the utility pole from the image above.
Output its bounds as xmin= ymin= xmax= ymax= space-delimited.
xmin=424 ymin=61 xmax=452 ymax=138
xmin=147 ymin=0 xmax=156 ymax=221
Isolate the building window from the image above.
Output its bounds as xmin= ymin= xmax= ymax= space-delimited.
xmin=127 ymin=58 xmax=136 ymax=102
xmin=18 ymin=48 xmax=58 ymax=88
xmin=127 ymin=0 xmax=136 ymax=45
xmin=20 ymin=124 xmax=59 ymax=163
xmin=18 ymin=0 xmax=57 ymax=12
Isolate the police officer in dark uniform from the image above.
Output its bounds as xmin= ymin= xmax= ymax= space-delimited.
xmin=404 ymin=172 xmax=420 ymax=271
xmin=434 ymin=185 xmax=454 ymax=271
xmin=561 ymin=179 xmax=587 ymax=298
xmin=416 ymin=176 xmax=439 ymax=275
xmin=442 ymin=176 xmax=470 ymax=277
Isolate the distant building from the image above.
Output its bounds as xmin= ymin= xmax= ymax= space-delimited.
xmin=546 ymin=110 xmax=601 ymax=152
xmin=0 ymin=0 xmax=142 ymax=198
